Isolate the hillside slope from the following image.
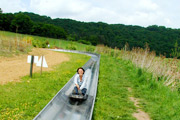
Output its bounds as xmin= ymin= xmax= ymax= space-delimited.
xmin=23 ymin=12 xmax=180 ymax=57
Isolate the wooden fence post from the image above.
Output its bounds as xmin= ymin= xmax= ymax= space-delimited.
xmin=40 ymin=56 xmax=43 ymax=75
xmin=30 ymin=55 xmax=34 ymax=78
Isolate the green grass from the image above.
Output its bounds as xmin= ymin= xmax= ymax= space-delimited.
xmin=129 ymin=67 xmax=180 ymax=120
xmin=93 ymin=55 xmax=180 ymax=120
xmin=1 ymin=30 xmax=180 ymax=120
xmin=93 ymin=55 xmax=136 ymax=120
xmin=0 ymin=31 xmax=32 ymax=57
xmin=0 ymin=52 xmax=90 ymax=120
xmin=0 ymin=30 xmax=95 ymax=54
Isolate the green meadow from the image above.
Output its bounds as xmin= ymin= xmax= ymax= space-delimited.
xmin=0 ymin=30 xmax=95 ymax=57
xmin=0 ymin=53 xmax=90 ymax=119
xmin=93 ymin=55 xmax=180 ymax=120
xmin=1 ymin=31 xmax=180 ymax=120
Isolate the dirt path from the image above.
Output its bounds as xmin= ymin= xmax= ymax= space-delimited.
xmin=128 ymin=87 xmax=151 ymax=120
xmin=0 ymin=48 xmax=69 ymax=85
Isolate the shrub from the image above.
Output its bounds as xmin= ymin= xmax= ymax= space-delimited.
xmin=22 ymin=36 xmax=33 ymax=44
xmin=67 ymin=36 xmax=76 ymax=41
xmin=45 ymin=40 xmax=49 ymax=45
xmin=32 ymin=39 xmax=47 ymax=48
xmin=41 ymin=41 xmax=47 ymax=48
xmin=32 ymin=39 xmax=38 ymax=47
xmin=85 ymin=46 xmax=95 ymax=52
xmin=66 ymin=43 xmax=77 ymax=50
xmin=78 ymin=40 xmax=91 ymax=45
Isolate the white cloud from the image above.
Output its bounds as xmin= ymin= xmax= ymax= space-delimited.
xmin=0 ymin=0 xmax=180 ymax=28
xmin=164 ymin=18 xmax=172 ymax=25
xmin=30 ymin=0 xmax=91 ymax=17
xmin=0 ymin=0 xmax=27 ymax=13
xmin=67 ymin=0 xmax=164 ymax=27
xmin=138 ymin=0 xmax=159 ymax=11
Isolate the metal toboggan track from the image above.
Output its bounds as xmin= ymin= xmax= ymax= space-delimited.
xmin=33 ymin=49 xmax=100 ymax=120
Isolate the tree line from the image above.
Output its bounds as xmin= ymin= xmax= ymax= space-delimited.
xmin=1 ymin=11 xmax=180 ymax=57
xmin=0 ymin=12 xmax=67 ymax=39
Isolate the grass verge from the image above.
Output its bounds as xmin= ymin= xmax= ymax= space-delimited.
xmin=93 ymin=55 xmax=136 ymax=120
xmin=129 ymin=67 xmax=180 ymax=120
xmin=0 ymin=52 xmax=90 ymax=120
xmin=93 ymin=55 xmax=180 ymax=120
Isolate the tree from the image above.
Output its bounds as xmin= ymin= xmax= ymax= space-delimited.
xmin=31 ymin=23 xmax=67 ymax=39
xmin=171 ymin=40 xmax=180 ymax=58
xmin=10 ymin=13 xmax=33 ymax=34
xmin=0 ymin=8 xmax=2 ymax=13
xmin=0 ymin=13 xmax=14 ymax=31
xmin=1 ymin=11 xmax=180 ymax=57
xmin=88 ymin=35 xmax=98 ymax=45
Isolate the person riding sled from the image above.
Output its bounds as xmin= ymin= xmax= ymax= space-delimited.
xmin=73 ymin=67 xmax=87 ymax=96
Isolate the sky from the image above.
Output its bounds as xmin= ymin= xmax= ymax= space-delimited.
xmin=0 ymin=0 xmax=180 ymax=29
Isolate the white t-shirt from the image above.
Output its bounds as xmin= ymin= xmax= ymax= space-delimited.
xmin=74 ymin=74 xmax=87 ymax=90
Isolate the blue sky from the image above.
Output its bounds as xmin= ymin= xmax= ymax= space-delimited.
xmin=0 ymin=0 xmax=180 ymax=29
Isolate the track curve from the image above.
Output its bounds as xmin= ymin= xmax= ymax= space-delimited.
xmin=33 ymin=49 xmax=100 ymax=120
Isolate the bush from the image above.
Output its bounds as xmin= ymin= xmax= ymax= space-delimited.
xmin=32 ymin=39 xmax=38 ymax=47
xmin=41 ymin=41 xmax=47 ymax=48
xmin=67 ymin=36 xmax=76 ymax=41
xmin=86 ymin=46 xmax=95 ymax=52
xmin=45 ymin=40 xmax=49 ymax=45
xmin=22 ymin=36 xmax=33 ymax=44
xmin=32 ymin=39 xmax=47 ymax=48
xmin=78 ymin=40 xmax=91 ymax=45
xmin=66 ymin=43 xmax=77 ymax=50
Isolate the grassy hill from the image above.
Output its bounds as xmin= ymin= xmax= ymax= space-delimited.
xmin=1 ymin=12 xmax=180 ymax=57
xmin=0 ymin=30 xmax=95 ymax=57
xmin=1 ymin=31 xmax=180 ymax=119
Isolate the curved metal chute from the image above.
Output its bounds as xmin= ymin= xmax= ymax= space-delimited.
xmin=33 ymin=49 xmax=100 ymax=120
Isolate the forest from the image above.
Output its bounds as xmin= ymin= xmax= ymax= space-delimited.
xmin=1 ymin=11 xmax=180 ymax=57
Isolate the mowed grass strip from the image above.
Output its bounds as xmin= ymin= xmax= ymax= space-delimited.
xmin=93 ymin=55 xmax=136 ymax=120
xmin=0 ymin=52 xmax=90 ymax=120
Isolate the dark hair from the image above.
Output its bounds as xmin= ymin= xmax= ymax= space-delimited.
xmin=77 ymin=67 xmax=85 ymax=74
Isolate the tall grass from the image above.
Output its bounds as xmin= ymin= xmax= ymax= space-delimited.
xmin=119 ymin=57 xmax=180 ymax=120
xmin=95 ymin=44 xmax=120 ymax=57
xmin=0 ymin=30 xmax=96 ymax=55
xmin=120 ymin=46 xmax=180 ymax=90
xmin=93 ymin=54 xmax=180 ymax=120
xmin=0 ymin=31 xmax=32 ymax=56
xmin=95 ymin=44 xmax=180 ymax=90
